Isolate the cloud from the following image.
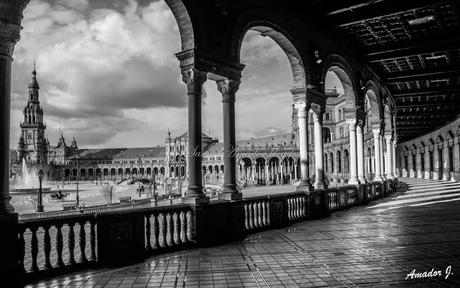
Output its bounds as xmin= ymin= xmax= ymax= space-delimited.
xmin=11 ymin=0 xmax=184 ymax=147
xmin=10 ymin=1 xmax=296 ymax=149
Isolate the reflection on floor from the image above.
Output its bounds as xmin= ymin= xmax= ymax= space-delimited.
xmin=25 ymin=178 xmax=460 ymax=287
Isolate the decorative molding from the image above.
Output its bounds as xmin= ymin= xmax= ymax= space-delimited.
xmin=181 ymin=68 xmax=207 ymax=95
xmin=291 ymin=87 xmax=326 ymax=106
xmin=176 ymin=48 xmax=244 ymax=82
xmin=217 ymin=79 xmax=240 ymax=103
xmin=0 ymin=20 xmax=21 ymax=58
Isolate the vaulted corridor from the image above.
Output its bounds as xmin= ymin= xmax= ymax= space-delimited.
xmin=27 ymin=178 xmax=460 ymax=288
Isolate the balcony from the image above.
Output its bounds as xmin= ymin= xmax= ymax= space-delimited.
xmin=14 ymin=180 xmax=397 ymax=285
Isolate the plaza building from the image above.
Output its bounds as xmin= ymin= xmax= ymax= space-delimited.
xmin=16 ymin=70 xmax=378 ymax=189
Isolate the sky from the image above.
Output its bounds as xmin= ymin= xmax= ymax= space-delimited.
xmin=10 ymin=0 xmax=342 ymax=149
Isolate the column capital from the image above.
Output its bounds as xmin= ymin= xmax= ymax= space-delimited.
xmin=291 ymin=86 xmax=326 ymax=106
xmin=181 ymin=68 xmax=207 ymax=94
xmin=0 ymin=0 xmax=29 ymax=58
xmin=217 ymin=79 xmax=240 ymax=103
xmin=347 ymin=119 xmax=357 ymax=130
xmin=0 ymin=20 xmax=21 ymax=59
xmin=384 ymin=134 xmax=392 ymax=141
xmin=294 ymin=101 xmax=311 ymax=118
xmin=372 ymin=129 xmax=381 ymax=137
xmin=310 ymin=103 xmax=325 ymax=117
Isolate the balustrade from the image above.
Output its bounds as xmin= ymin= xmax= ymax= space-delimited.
xmin=16 ymin=179 xmax=395 ymax=281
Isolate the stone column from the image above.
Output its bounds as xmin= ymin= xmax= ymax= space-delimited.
xmin=294 ymin=163 xmax=298 ymax=180
xmin=416 ymin=148 xmax=423 ymax=178
xmin=454 ymin=138 xmax=460 ymax=181
xmin=181 ymin=69 xmax=208 ymax=204
xmin=442 ymin=144 xmax=450 ymax=181
xmin=372 ymin=129 xmax=384 ymax=181
xmin=312 ymin=105 xmax=326 ymax=189
xmin=385 ymin=134 xmax=393 ymax=178
xmin=348 ymin=119 xmax=359 ymax=184
xmin=392 ymin=140 xmax=398 ymax=178
xmin=295 ymin=102 xmax=313 ymax=190
xmin=380 ymin=135 xmax=386 ymax=180
xmin=0 ymin=0 xmax=29 ymax=280
xmin=356 ymin=121 xmax=366 ymax=183
xmin=424 ymin=150 xmax=431 ymax=179
xmin=217 ymin=79 xmax=241 ymax=200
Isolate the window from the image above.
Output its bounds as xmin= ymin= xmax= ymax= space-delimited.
xmin=325 ymin=113 xmax=330 ymax=120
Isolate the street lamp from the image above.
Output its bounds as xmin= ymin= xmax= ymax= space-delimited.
xmin=37 ymin=169 xmax=44 ymax=212
xmin=76 ymin=155 xmax=80 ymax=208
xmin=138 ymin=157 xmax=142 ymax=197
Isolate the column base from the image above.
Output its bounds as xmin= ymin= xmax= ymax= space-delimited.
xmin=385 ymin=174 xmax=394 ymax=179
xmin=182 ymin=196 xmax=209 ymax=205
xmin=314 ymin=180 xmax=326 ymax=190
xmin=296 ymin=180 xmax=313 ymax=192
xmin=373 ymin=176 xmax=384 ymax=182
xmin=218 ymin=192 xmax=242 ymax=201
xmin=358 ymin=176 xmax=367 ymax=183
xmin=348 ymin=177 xmax=359 ymax=185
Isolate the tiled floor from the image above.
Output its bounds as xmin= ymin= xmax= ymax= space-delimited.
xmin=25 ymin=178 xmax=460 ymax=287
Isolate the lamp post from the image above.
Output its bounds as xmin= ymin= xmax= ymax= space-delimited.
xmin=76 ymin=155 xmax=80 ymax=208
xmin=138 ymin=157 xmax=142 ymax=197
xmin=37 ymin=169 xmax=44 ymax=212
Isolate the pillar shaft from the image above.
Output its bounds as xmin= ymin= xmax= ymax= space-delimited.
xmin=312 ymin=106 xmax=326 ymax=189
xmin=348 ymin=120 xmax=359 ymax=184
xmin=217 ymin=79 xmax=241 ymax=200
xmin=0 ymin=17 xmax=23 ymax=214
xmin=373 ymin=130 xmax=383 ymax=181
xmin=392 ymin=140 xmax=397 ymax=178
xmin=385 ymin=135 xmax=393 ymax=178
xmin=295 ymin=102 xmax=312 ymax=190
xmin=181 ymin=69 xmax=208 ymax=203
xmin=0 ymin=55 xmax=14 ymax=214
xmin=356 ymin=123 xmax=365 ymax=183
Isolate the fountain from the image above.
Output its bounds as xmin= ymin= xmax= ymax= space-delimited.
xmin=10 ymin=158 xmax=51 ymax=194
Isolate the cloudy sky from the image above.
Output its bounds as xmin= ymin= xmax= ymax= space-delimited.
xmin=10 ymin=0 xmax=341 ymax=148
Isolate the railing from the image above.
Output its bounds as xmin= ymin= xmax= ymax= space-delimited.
xmin=327 ymin=185 xmax=357 ymax=212
xmin=243 ymin=197 xmax=270 ymax=231
xmin=144 ymin=206 xmax=192 ymax=251
xmin=18 ymin=214 xmax=97 ymax=275
xmin=18 ymin=203 xmax=192 ymax=278
xmin=17 ymin=179 xmax=397 ymax=282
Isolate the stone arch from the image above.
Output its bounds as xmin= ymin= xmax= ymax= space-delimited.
xmin=232 ymin=12 xmax=310 ymax=89
xmin=383 ymin=104 xmax=392 ymax=134
xmin=322 ymin=54 xmax=358 ymax=107
xmin=163 ymin=0 xmax=195 ymax=51
xmin=364 ymin=82 xmax=382 ymax=128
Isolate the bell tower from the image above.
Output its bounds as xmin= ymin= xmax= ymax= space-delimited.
xmin=19 ymin=64 xmax=47 ymax=164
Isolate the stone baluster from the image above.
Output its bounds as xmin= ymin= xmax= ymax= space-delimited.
xmin=173 ymin=212 xmax=180 ymax=245
xmin=79 ymin=221 xmax=87 ymax=263
xmin=31 ymin=227 xmax=39 ymax=272
xmin=56 ymin=224 xmax=64 ymax=267
xmin=145 ymin=214 xmax=152 ymax=250
xmin=68 ymin=222 xmax=76 ymax=265
xmin=44 ymin=225 xmax=52 ymax=269
xmin=18 ymin=228 xmax=25 ymax=273
xmin=90 ymin=221 xmax=96 ymax=261
xmin=180 ymin=211 xmax=187 ymax=244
